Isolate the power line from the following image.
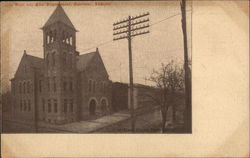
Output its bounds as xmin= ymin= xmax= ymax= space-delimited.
xmin=78 ymin=40 xmax=113 ymax=53
xmin=150 ymin=10 xmax=191 ymax=27
xmin=76 ymin=11 xmax=191 ymax=54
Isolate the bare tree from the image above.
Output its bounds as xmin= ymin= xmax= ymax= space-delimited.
xmin=147 ymin=60 xmax=184 ymax=132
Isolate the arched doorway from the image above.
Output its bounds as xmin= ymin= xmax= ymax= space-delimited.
xmin=89 ymin=99 xmax=96 ymax=115
xmin=101 ymin=98 xmax=108 ymax=114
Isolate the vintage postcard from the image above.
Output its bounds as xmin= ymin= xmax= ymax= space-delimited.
xmin=1 ymin=0 xmax=249 ymax=157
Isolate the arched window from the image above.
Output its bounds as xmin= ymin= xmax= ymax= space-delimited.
xmin=49 ymin=31 xmax=53 ymax=43
xmin=62 ymin=31 xmax=65 ymax=43
xmin=47 ymin=34 xmax=49 ymax=44
xmin=70 ymin=37 xmax=72 ymax=45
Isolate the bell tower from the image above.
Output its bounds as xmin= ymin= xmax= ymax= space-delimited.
xmin=41 ymin=4 xmax=79 ymax=124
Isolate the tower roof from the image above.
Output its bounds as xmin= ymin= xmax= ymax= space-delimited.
xmin=42 ymin=4 xmax=76 ymax=30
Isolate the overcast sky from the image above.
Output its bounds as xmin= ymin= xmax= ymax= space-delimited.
xmin=1 ymin=1 xmax=191 ymax=91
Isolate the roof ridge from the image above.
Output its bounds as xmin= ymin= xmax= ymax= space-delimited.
xmin=42 ymin=4 xmax=76 ymax=30
xmin=25 ymin=53 xmax=43 ymax=60
xmin=79 ymin=51 xmax=98 ymax=56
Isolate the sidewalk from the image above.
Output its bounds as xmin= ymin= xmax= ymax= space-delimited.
xmin=38 ymin=112 xmax=130 ymax=133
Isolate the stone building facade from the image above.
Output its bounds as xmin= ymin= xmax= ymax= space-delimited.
xmin=10 ymin=4 xmax=112 ymax=124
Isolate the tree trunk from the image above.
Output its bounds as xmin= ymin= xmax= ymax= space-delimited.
xmin=172 ymin=105 xmax=176 ymax=124
xmin=161 ymin=107 xmax=167 ymax=133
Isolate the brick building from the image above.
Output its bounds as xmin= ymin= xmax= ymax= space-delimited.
xmin=10 ymin=4 xmax=112 ymax=124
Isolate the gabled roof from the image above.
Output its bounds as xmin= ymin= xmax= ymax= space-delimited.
xmin=25 ymin=54 xmax=44 ymax=69
xmin=42 ymin=4 xmax=76 ymax=30
xmin=77 ymin=51 xmax=97 ymax=71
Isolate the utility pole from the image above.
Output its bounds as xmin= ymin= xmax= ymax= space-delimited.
xmin=113 ymin=12 xmax=150 ymax=132
xmin=180 ymin=0 xmax=192 ymax=133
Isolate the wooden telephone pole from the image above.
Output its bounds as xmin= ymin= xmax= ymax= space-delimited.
xmin=113 ymin=13 xmax=150 ymax=132
xmin=180 ymin=0 xmax=192 ymax=133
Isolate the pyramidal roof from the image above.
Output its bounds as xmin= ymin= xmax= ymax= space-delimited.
xmin=42 ymin=4 xmax=76 ymax=30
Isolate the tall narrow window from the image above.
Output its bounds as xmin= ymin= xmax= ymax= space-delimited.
xmin=63 ymin=52 xmax=66 ymax=65
xmin=71 ymin=54 xmax=74 ymax=68
xmin=19 ymin=82 xmax=22 ymax=93
xmin=52 ymin=52 xmax=55 ymax=66
xmin=23 ymin=82 xmax=26 ymax=94
xmin=53 ymin=77 xmax=56 ymax=92
xmin=48 ymin=78 xmax=50 ymax=92
xmin=69 ymin=80 xmax=73 ymax=91
xmin=13 ymin=83 xmax=15 ymax=95
xmin=63 ymin=81 xmax=67 ymax=91
xmin=24 ymin=100 xmax=26 ymax=111
xmin=48 ymin=99 xmax=51 ymax=113
xmin=64 ymin=99 xmax=67 ymax=113
xmin=47 ymin=35 xmax=49 ymax=44
xmin=42 ymin=99 xmax=45 ymax=112
xmin=69 ymin=54 xmax=72 ymax=68
xmin=88 ymin=80 xmax=92 ymax=92
xmin=93 ymin=81 xmax=96 ymax=93
xmin=70 ymin=37 xmax=72 ymax=45
xmin=103 ymin=82 xmax=106 ymax=94
xmin=54 ymin=31 xmax=57 ymax=41
xmin=39 ymin=80 xmax=42 ymax=92
xmin=28 ymin=100 xmax=31 ymax=111
xmin=70 ymin=99 xmax=73 ymax=112
xmin=20 ymin=100 xmax=22 ymax=111
xmin=46 ymin=53 xmax=49 ymax=67
xmin=27 ymin=82 xmax=30 ymax=93
xmin=54 ymin=99 xmax=57 ymax=113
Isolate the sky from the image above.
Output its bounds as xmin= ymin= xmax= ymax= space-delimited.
xmin=1 ymin=1 xmax=192 ymax=92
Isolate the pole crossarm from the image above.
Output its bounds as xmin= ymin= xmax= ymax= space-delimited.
xmin=113 ymin=24 xmax=149 ymax=36
xmin=130 ymin=18 xmax=149 ymax=27
xmin=113 ymin=24 xmax=129 ymax=31
xmin=131 ymin=12 xmax=150 ymax=21
xmin=131 ymin=24 xmax=149 ymax=32
xmin=131 ymin=30 xmax=149 ymax=37
xmin=113 ymin=35 xmax=128 ymax=41
xmin=113 ymin=18 xmax=129 ymax=26
xmin=113 ymin=29 xmax=128 ymax=36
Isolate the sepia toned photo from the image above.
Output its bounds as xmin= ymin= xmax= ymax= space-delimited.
xmin=1 ymin=1 xmax=192 ymax=133
xmin=1 ymin=0 xmax=249 ymax=157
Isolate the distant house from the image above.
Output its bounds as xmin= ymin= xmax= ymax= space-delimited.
xmin=10 ymin=4 xmax=112 ymax=124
